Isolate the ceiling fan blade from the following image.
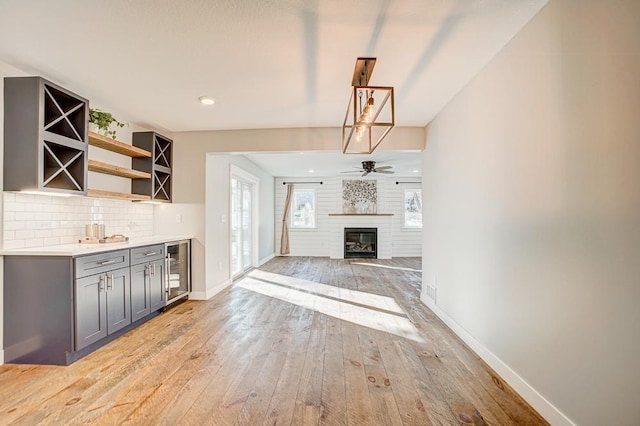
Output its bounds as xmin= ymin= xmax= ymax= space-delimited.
xmin=361 ymin=171 xmax=370 ymax=177
xmin=374 ymin=165 xmax=392 ymax=170
xmin=375 ymin=170 xmax=395 ymax=174
xmin=341 ymin=170 xmax=362 ymax=174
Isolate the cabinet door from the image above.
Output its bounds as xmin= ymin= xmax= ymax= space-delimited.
xmin=75 ymin=274 xmax=107 ymax=350
xmin=149 ymin=259 xmax=166 ymax=311
xmin=130 ymin=263 xmax=150 ymax=322
xmin=105 ymin=267 xmax=131 ymax=335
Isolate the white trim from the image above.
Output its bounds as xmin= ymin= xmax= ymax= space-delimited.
xmin=0 ymin=349 xmax=4 ymax=365
xmin=420 ymin=292 xmax=575 ymax=426
xmin=189 ymin=279 xmax=231 ymax=300
xmin=258 ymin=253 xmax=275 ymax=267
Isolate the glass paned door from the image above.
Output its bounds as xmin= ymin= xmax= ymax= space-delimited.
xmin=232 ymin=177 xmax=254 ymax=276
xmin=242 ymin=183 xmax=252 ymax=269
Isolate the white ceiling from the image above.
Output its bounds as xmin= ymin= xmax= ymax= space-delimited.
xmin=0 ymin=0 xmax=547 ymax=177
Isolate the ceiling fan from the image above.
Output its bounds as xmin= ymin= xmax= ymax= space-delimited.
xmin=341 ymin=161 xmax=395 ymax=177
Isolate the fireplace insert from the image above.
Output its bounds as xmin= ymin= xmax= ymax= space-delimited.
xmin=344 ymin=228 xmax=377 ymax=259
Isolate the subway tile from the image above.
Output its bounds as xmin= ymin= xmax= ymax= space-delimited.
xmin=23 ymin=238 xmax=44 ymax=248
xmin=15 ymin=230 xmax=36 ymax=239
xmin=3 ymin=240 xmax=25 ymax=250
xmin=4 ymin=221 xmax=26 ymax=231
xmin=43 ymin=237 xmax=61 ymax=246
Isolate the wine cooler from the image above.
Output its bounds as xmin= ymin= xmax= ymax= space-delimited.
xmin=165 ymin=240 xmax=191 ymax=305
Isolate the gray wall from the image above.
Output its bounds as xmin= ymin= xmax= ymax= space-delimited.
xmin=422 ymin=0 xmax=640 ymax=425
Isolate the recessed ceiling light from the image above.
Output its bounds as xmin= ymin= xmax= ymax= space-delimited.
xmin=412 ymin=169 xmax=419 ymax=173
xmin=308 ymin=169 xmax=315 ymax=173
xmin=198 ymin=96 xmax=215 ymax=105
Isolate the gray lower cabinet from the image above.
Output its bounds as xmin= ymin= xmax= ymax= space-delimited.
xmin=75 ymin=273 xmax=108 ymax=350
xmin=149 ymin=259 xmax=166 ymax=312
xmin=75 ymin=268 xmax=132 ymax=350
xmin=3 ymin=239 xmax=189 ymax=365
xmin=75 ymin=250 xmax=131 ymax=351
xmin=130 ymin=244 xmax=166 ymax=322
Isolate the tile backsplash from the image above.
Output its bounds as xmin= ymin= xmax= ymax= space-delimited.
xmin=2 ymin=192 xmax=154 ymax=249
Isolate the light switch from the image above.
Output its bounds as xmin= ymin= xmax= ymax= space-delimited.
xmin=175 ymin=214 xmax=182 ymax=223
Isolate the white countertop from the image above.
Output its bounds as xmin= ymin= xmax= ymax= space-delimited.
xmin=0 ymin=235 xmax=192 ymax=257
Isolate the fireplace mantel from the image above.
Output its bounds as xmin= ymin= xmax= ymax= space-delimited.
xmin=328 ymin=213 xmax=394 ymax=216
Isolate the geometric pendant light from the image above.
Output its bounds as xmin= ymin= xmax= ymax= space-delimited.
xmin=342 ymin=57 xmax=395 ymax=154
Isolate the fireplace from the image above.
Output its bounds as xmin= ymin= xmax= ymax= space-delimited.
xmin=344 ymin=228 xmax=377 ymax=259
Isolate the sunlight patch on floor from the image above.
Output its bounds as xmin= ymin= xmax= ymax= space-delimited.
xmin=350 ymin=262 xmax=422 ymax=273
xmin=237 ymin=276 xmax=424 ymax=343
xmin=248 ymin=269 xmax=405 ymax=314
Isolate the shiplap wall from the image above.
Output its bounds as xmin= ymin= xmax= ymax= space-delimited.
xmin=275 ymin=177 xmax=421 ymax=258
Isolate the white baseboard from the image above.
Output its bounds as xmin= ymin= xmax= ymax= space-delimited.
xmin=258 ymin=253 xmax=275 ymax=267
xmin=189 ymin=279 xmax=231 ymax=300
xmin=420 ymin=292 xmax=575 ymax=426
xmin=0 ymin=349 xmax=4 ymax=365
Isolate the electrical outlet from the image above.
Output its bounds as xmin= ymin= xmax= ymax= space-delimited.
xmin=175 ymin=213 xmax=182 ymax=223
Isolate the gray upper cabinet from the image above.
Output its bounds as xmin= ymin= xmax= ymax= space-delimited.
xmin=3 ymin=76 xmax=88 ymax=195
xmin=131 ymin=131 xmax=172 ymax=202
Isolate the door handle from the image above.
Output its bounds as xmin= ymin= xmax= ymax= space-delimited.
xmin=99 ymin=275 xmax=105 ymax=292
xmin=99 ymin=259 xmax=116 ymax=266
xmin=165 ymin=257 xmax=170 ymax=295
xmin=107 ymin=274 xmax=114 ymax=291
xmin=143 ymin=252 xmax=158 ymax=257
xmin=152 ymin=263 xmax=156 ymax=277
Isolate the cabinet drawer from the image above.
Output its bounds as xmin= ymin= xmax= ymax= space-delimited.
xmin=130 ymin=244 xmax=165 ymax=265
xmin=75 ymin=250 xmax=130 ymax=278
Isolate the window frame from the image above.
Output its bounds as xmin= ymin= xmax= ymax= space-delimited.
xmin=403 ymin=188 xmax=423 ymax=229
xmin=290 ymin=188 xmax=317 ymax=230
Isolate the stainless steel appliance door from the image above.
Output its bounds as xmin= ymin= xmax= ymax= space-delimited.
xmin=164 ymin=240 xmax=191 ymax=305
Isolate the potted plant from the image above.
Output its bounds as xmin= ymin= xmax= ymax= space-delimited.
xmin=89 ymin=108 xmax=127 ymax=139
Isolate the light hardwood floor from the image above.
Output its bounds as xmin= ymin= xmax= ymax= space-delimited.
xmin=0 ymin=257 xmax=547 ymax=425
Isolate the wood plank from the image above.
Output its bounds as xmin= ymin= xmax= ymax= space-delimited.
xmin=357 ymin=326 xmax=404 ymax=426
xmin=291 ymin=311 xmax=327 ymax=424
xmin=87 ymin=188 xmax=151 ymax=201
xmin=341 ymin=320 xmax=376 ymax=425
xmin=319 ymin=315 xmax=347 ymax=425
xmin=88 ymin=131 xmax=151 ymax=158
xmin=88 ymin=159 xmax=151 ymax=179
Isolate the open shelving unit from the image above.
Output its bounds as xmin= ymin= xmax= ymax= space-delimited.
xmin=88 ymin=160 xmax=151 ymax=179
xmin=88 ymin=131 xmax=151 ymax=158
xmin=87 ymin=131 xmax=154 ymax=201
xmin=86 ymin=189 xmax=151 ymax=201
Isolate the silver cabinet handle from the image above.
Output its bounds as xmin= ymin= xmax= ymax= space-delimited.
xmin=143 ymin=252 xmax=159 ymax=257
xmin=99 ymin=259 xmax=116 ymax=266
xmin=107 ymin=274 xmax=114 ymax=291
xmin=99 ymin=275 xmax=105 ymax=292
xmin=152 ymin=263 xmax=156 ymax=277
xmin=144 ymin=264 xmax=149 ymax=277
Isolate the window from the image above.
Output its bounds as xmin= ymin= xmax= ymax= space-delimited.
xmin=404 ymin=189 xmax=422 ymax=228
xmin=291 ymin=189 xmax=316 ymax=228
